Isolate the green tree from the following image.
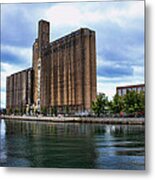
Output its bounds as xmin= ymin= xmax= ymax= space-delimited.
xmin=49 ymin=107 xmax=53 ymax=116
xmin=107 ymin=100 xmax=113 ymax=116
xmin=123 ymin=90 xmax=145 ymax=116
xmin=21 ymin=107 xmax=26 ymax=115
xmin=112 ymin=93 xmax=124 ymax=114
xmin=138 ymin=91 xmax=145 ymax=113
xmin=91 ymin=93 xmax=109 ymax=117
xmin=2 ymin=108 xmax=6 ymax=115
xmin=8 ymin=108 xmax=13 ymax=115
xmin=41 ymin=107 xmax=47 ymax=116
xmin=64 ymin=106 xmax=69 ymax=115
xmin=14 ymin=108 xmax=19 ymax=115
xmin=53 ymin=106 xmax=57 ymax=116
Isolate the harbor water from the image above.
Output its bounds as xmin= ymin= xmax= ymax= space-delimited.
xmin=0 ymin=119 xmax=145 ymax=169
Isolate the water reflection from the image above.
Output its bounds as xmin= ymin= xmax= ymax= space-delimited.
xmin=0 ymin=120 xmax=7 ymax=164
xmin=0 ymin=119 xmax=145 ymax=169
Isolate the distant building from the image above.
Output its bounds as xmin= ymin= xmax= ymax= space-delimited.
xmin=6 ymin=68 xmax=33 ymax=113
xmin=97 ymin=92 xmax=106 ymax=96
xmin=116 ymin=84 xmax=145 ymax=96
xmin=6 ymin=20 xmax=97 ymax=114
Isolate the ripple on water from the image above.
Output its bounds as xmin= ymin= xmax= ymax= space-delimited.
xmin=0 ymin=120 xmax=145 ymax=169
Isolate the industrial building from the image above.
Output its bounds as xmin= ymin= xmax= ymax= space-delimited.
xmin=6 ymin=20 xmax=97 ymax=114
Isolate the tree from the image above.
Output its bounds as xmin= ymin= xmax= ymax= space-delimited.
xmin=53 ymin=106 xmax=57 ymax=116
xmin=41 ymin=107 xmax=47 ymax=116
xmin=14 ymin=108 xmax=19 ymax=115
xmin=8 ymin=108 xmax=13 ymax=115
xmin=49 ymin=107 xmax=53 ymax=116
xmin=138 ymin=91 xmax=145 ymax=114
xmin=22 ymin=107 xmax=26 ymax=115
xmin=123 ymin=90 xmax=145 ymax=116
xmin=64 ymin=106 xmax=69 ymax=116
xmin=91 ymin=93 xmax=109 ymax=117
xmin=112 ymin=93 xmax=124 ymax=114
xmin=107 ymin=100 xmax=114 ymax=116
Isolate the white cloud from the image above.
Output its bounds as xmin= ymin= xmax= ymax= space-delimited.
xmin=45 ymin=4 xmax=83 ymax=27
xmin=97 ymin=82 xmax=116 ymax=100
xmin=97 ymin=55 xmax=112 ymax=67
xmin=44 ymin=1 xmax=144 ymax=30
xmin=1 ymin=1 xmax=144 ymax=107
xmin=104 ymin=2 xmax=144 ymax=28
xmin=97 ymin=72 xmax=144 ymax=100
xmin=1 ymin=91 xmax=6 ymax=108
xmin=1 ymin=45 xmax=32 ymax=66
xmin=132 ymin=65 xmax=144 ymax=77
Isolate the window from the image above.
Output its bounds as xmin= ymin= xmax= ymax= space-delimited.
xmin=118 ymin=89 xmax=121 ymax=96
xmin=122 ymin=89 xmax=126 ymax=95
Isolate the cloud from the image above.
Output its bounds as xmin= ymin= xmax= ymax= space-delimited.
xmin=1 ymin=91 xmax=6 ymax=108
xmin=97 ymin=65 xmax=133 ymax=78
xmin=44 ymin=1 xmax=144 ymax=27
xmin=1 ymin=3 xmax=51 ymax=47
xmin=1 ymin=4 xmax=34 ymax=47
xmin=132 ymin=65 xmax=144 ymax=78
xmin=43 ymin=1 xmax=144 ymax=41
xmin=1 ymin=45 xmax=32 ymax=66
xmin=1 ymin=1 xmax=144 ymax=107
xmin=97 ymin=73 xmax=144 ymax=100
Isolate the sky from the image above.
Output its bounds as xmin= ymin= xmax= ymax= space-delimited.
xmin=1 ymin=0 xmax=144 ymax=108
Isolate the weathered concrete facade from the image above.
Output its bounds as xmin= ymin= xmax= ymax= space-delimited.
xmin=40 ymin=28 xmax=96 ymax=113
xmin=6 ymin=68 xmax=33 ymax=113
xmin=6 ymin=19 xmax=97 ymax=114
xmin=32 ymin=20 xmax=50 ymax=110
xmin=37 ymin=20 xmax=96 ymax=113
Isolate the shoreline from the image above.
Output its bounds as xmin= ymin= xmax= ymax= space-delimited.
xmin=1 ymin=115 xmax=145 ymax=125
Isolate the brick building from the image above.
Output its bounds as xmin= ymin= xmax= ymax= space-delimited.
xmin=116 ymin=84 xmax=145 ymax=96
xmin=6 ymin=20 xmax=97 ymax=114
xmin=6 ymin=68 xmax=33 ymax=113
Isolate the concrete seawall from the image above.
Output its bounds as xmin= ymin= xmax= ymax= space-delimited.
xmin=1 ymin=115 xmax=145 ymax=125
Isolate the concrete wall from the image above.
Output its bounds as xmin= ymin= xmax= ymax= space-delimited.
xmin=6 ymin=68 xmax=33 ymax=113
xmin=6 ymin=20 xmax=97 ymax=114
xmin=40 ymin=27 xmax=97 ymax=113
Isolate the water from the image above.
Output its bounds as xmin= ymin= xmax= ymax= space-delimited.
xmin=0 ymin=119 xmax=145 ymax=170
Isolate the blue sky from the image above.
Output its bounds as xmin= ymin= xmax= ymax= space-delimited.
xmin=1 ymin=1 xmax=144 ymax=108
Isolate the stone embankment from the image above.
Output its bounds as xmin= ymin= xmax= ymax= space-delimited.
xmin=1 ymin=115 xmax=144 ymax=125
